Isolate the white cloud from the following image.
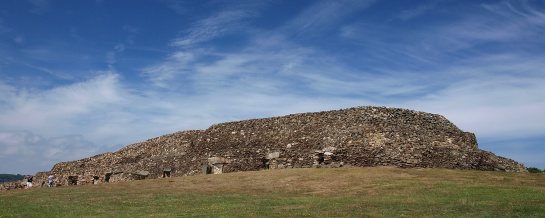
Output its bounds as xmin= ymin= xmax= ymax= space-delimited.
xmin=437 ymin=2 xmax=545 ymax=52
xmin=0 ymin=73 xmax=199 ymax=173
xmin=171 ymin=9 xmax=257 ymax=47
xmin=142 ymin=51 xmax=195 ymax=88
xmin=401 ymin=54 xmax=545 ymax=139
xmin=0 ymin=131 xmax=97 ymax=174
xmin=0 ymin=73 xmax=126 ymax=135
xmin=282 ymin=0 xmax=375 ymax=35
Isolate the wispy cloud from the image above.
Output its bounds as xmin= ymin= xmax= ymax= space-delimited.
xmin=141 ymin=51 xmax=195 ymax=89
xmin=326 ymin=2 xmax=545 ymax=141
xmin=155 ymin=0 xmax=379 ymax=93
xmin=398 ymin=3 xmax=437 ymax=20
xmin=171 ymin=7 xmax=259 ymax=47
xmin=409 ymin=54 xmax=545 ymax=138
xmin=282 ymin=0 xmax=375 ymax=36
xmin=145 ymin=0 xmax=545 ymax=129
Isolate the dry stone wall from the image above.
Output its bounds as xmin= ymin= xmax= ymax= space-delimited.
xmin=1 ymin=106 xmax=527 ymax=190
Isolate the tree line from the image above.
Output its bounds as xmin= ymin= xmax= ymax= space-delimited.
xmin=0 ymin=174 xmax=24 ymax=183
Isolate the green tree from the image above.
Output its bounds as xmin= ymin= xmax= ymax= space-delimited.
xmin=527 ymin=167 xmax=543 ymax=173
xmin=0 ymin=174 xmax=25 ymax=182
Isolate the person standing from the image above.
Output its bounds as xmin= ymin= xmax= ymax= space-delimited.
xmin=23 ymin=175 xmax=28 ymax=189
xmin=48 ymin=174 xmax=55 ymax=187
xmin=26 ymin=175 xmax=33 ymax=188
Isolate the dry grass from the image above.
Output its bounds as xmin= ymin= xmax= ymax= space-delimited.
xmin=1 ymin=167 xmax=544 ymax=217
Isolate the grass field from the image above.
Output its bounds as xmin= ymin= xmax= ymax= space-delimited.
xmin=1 ymin=167 xmax=544 ymax=217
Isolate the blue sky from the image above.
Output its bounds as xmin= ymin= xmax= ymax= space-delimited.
xmin=1 ymin=0 xmax=544 ymax=174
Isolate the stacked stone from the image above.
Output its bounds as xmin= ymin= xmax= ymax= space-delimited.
xmin=0 ymin=180 xmax=25 ymax=191
xmin=17 ymin=106 xmax=527 ymax=190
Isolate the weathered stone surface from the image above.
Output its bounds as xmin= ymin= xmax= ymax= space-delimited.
xmin=0 ymin=106 xmax=527 ymax=190
xmin=208 ymin=157 xmax=231 ymax=165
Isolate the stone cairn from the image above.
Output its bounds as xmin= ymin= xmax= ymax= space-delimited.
xmin=0 ymin=106 xmax=527 ymax=190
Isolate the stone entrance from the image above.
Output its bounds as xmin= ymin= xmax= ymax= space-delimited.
xmin=104 ymin=173 xmax=112 ymax=182
xmin=162 ymin=168 xmax=171 ymax=178
xmin=207 ymin=157 xmax=231 ymax=174
xmin=68 ymin=176 xmax=78 ymax=185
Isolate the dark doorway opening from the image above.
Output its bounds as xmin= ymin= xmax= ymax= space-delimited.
xmin=105 ymin=173 xmax=112 ymax=182
xmin=68 ymin=176 xmax=78 ymax=185
xmin=163 ymin=168 xmax=171 ymax=178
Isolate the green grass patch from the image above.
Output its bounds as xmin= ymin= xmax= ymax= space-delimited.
xmin=1 ymin=167 xmax=544 ymax=217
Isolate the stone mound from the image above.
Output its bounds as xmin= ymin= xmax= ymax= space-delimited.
xmin=1 ymin=106 xmax=527 ymax=190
